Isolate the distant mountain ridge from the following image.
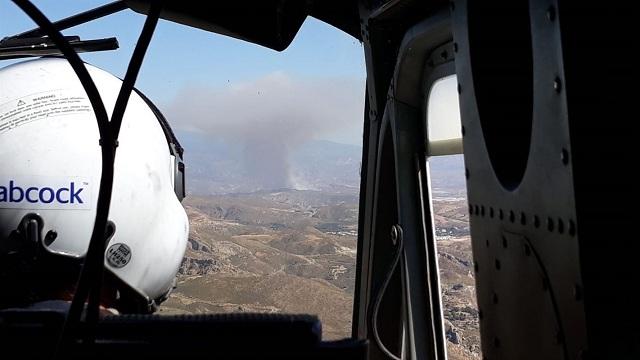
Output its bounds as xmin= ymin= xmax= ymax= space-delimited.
xmin=178 ymin=130 xmax=466 ymax=195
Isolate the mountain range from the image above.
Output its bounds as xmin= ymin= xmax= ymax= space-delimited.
xmin=177 ymin=130 xmax=466 ymax=196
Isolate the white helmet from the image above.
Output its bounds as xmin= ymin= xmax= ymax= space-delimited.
xmin=0 ymin=57 xmax=188 ymax=312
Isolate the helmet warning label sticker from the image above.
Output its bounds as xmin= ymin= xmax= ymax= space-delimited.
xmin=0 ymin=176 xmax=93 ymax=210
xmin=0 ymin=90 xmax=92 ymax=134
xmin=106 ymin=243 xmax=132 ymax=268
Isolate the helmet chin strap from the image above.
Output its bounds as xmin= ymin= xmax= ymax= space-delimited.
xmin=0 ymin=214 xmax=126 ymax=312
xmin=0 ymin=214 xmax=76 ymax=309
xmin=3 ymin=213 xmax=115 ymax=270
xmin=4 ymin=213 xmax=48 ymax=269
xmin=0 ymin=212 xmax=155 ymax=316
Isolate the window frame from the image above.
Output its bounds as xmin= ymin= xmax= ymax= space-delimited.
xmin=352 ymin=9 xmax=458 ymax=360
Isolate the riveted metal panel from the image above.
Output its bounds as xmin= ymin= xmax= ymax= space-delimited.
xmin=451 ymin=0 xmax=587 ymax=358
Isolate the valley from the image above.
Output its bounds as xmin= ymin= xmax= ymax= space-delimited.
xmin=159 ymin=189 xmax=479 ymax=358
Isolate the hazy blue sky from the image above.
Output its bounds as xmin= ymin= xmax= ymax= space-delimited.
xmin=1 ymin=1 xmax=367 ymax=144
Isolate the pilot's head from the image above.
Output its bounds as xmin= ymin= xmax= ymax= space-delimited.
xmin=0 ymin=57 xmax=189 ymax=313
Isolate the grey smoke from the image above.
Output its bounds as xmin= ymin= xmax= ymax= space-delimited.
xmin=163 ymin=72 xmax=364 ymax=189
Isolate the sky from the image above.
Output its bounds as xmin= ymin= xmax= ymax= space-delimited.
xmin=428 ymin=75 xmax=461 ymax=142
xmin=0 ymin=1 xmax=368 ymax=145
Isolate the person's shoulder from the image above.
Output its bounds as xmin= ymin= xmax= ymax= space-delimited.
xmin=1 ymin=300 xmax=71 ymax=314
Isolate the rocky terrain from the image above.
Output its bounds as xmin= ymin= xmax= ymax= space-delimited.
xmin=435 ymin=201 xmax=480 ymax=359
xmin=158 ymin=189 xmax=479 ymax=358
xmin=158 ymin=133 xmax=477 ymax=356
xmin=158 ymin=190 xmax=359 ymax=340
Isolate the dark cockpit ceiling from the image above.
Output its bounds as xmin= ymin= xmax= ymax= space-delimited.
xmin=124 ymin=0 xmax=448 ymax=51
xmin=124 ymin=0 xmax=359 ymax=51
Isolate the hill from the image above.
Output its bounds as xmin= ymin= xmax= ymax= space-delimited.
xmin=159 ymin=189 xmax=479 ymax=358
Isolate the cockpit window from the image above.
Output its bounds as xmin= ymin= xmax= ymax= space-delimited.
xmin=150 ymin=18 xmax=365 ymax=341
xmin=427 ymin=75 xmax=463 ymax=156
xmin=425 ymin=74 xmax=480 ymax=358
xmin=1 ymin=2 xmax=364 ymax=341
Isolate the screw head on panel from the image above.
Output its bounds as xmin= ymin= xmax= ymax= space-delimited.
xmin=546 ymin=6 xmax=556 ymax=21
xmin=554 ymin=77 xmax=562 ymax=93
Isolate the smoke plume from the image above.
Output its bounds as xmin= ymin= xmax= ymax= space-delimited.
xmin=163 ymin=72 xmax=364 ymax=190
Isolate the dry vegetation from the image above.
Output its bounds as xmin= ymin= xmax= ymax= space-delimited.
xmin=159 ymin=190 xmax=479 ymax=358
